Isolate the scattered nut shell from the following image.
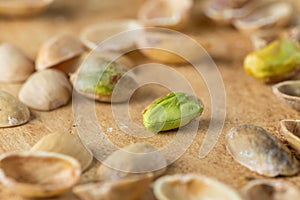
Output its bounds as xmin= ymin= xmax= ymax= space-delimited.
xmin=19 ymin=69 xmax=72 ymax=111
xmin=80 ymin=20 xmax=142 ymax=51
xmin=31 ymin=133 xmax=93 ymax=172
xmin=136 ymin=29 xmax=201 ymax=63
xmin=242 ymin=179 xmax=300 ymax=200
xmin=73 ymin=174 xmax=152 ymax=200
xmin=226 ymin=124 xmax=299 ymax=177
xmin=36 ymin=34 xmax=85 ymax=71
xmin=0 ymin=43 xmax=34 ymax=82
xmin=0 ymin=0 xmax=53 ymax=17
xmin=233 ymin=1 xmax=293 ymax=32
xmin=280 ymin=119 xmax=300 ymax=152
xmin=138 ymin=0 xmax=193 ymax=29
xmin=142 ymin=92 xmax=204 ymax=132
xmin=272 ymin=80 xmax=300 ymax=111
xmin=70 ymin=53 xmax=137 ymax=103
xmin=97 ymin=143 xmax=166 ymax=181
xmin=0 ymin=151 xmax=81 ymax=198
xmin=154 ymin=174 xmax=243 ymax=200
xmin=0 ymin=90 xmax=30 ymax=127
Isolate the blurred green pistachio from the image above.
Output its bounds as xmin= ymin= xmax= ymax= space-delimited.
xmin=142 ymin=92 xmax=204 ymax=132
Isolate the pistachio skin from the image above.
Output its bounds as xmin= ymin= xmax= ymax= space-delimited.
xmin=244 ymin=39 xmax=300 ymax=83
xmin=142 ymin=92 xmax=203 ymax=132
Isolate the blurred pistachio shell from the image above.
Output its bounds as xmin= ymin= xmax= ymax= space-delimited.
xmin=19 ymin=69 xmax=72 ymax=111
xmin=97 ymin=143 xmax=166 ymax=181
xmin=226 ymin=124 xmax=299 ymax=177
xmin=70 ymin=53 xmax=137 ymax=103
xmin=0 ymin=0 xmax=53 ymax=17
xmin=272 ymin=80 xmax=300 ymax=111
xmin=31 ymin=133 xmax=93 ymax=172
xmin=0 ymin=90 xmax=30 ymax=127
xmin=280 ymin=119 xmax=300 ymax=152
xmin=142 ymin=92 xmax=204 ymax=132
xmin=244 ymin=39 xmax=300 ymax=83
xmin=73 ymin=174 xmax=152 ymax=200
xmin=154 ymin=174 xmax=243 ymax=200
xmin=0 ymin=43 xmax=34 ymax=82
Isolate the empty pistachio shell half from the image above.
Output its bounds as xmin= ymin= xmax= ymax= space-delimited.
xmin=73 ymin=174 xmax=152 ymax=200
xmin=36 ymin=34 xmax=84 ymax=71
xmin=136 ymin=30 xmax=200 ymax=64
xmin=19 ymin=69 xmax=72 ymax=111
xmin=70 ymin=53 xmax=137 ymax=103
xmin=80 ymin=20 xmax=142 ymax=51
xmin=142 ymin=92 xmax=204 ymax=132
xmin=244 ymin=39 xmax=300 ymax=83
xmin=31 ymin=133 xmax=93 ymax=171
xmin=154 ymin=174 xmax=243 ymax=200
xmin=280 ymin=119 xmax=300 ymax=152
xmin=233 ymin=1 xmax=293 ymax=32
xmin=272 ymin=80 xmax=300 ymax=111
xmin=0 ymin=43 xmax=34 ymax=82
xmin=0 ymin=151 xmax=81 ymax=198
xmin=242 ymin=179 xmax=300 ymax=200
xmin=226 ymin=124 xmax=299 ymax=177
xmin=138 ymin=0 xmax=193 ymax=29
xmin=0 ymin=90 xmax=30 ymax=128
xmin=0 ymin=0 xmax=53 ymax=17
xmin=97 ymin=143 xmax=166 ymax=181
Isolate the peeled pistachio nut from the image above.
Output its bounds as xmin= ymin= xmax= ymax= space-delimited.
xmin=142 ymin=92 xmax=203 ymax=132
xmin=0 ymin=151 xmax=81 ymax=198
xmin=280 ymin=120 xmax=300 ymax=152
xmin=70 ymin=53 xmax=137 ymax=103
xmin=0 ymin=90 xmax=30 ymax=127
xmin=244 ymin=39 xmax=300 ymax=83
xmin=0 ymin=0 xmax=53 ymax=17
xmin=272 ymin=80 xmax=300 ymax=111
xmin=154 ymin=174 xmax=243 ymax=200
xmin=137 ymin=0 xmax=193 ymax=29
xmin=36 ymin=34 xmax=84 ymax=71
xmin=80 ymin=20 xmax=142 ymax=51
xmin=226 ymin=124 xmax=299 ymax=177
xmin=97 ymin=143 xmax=166 ymax=181
xmin=31 ymin=133 xmax=93 ymax=172
xmin=233 ymin=1 xmax=293 ymax=32
xmin=19 ymin=69 xmax=72 ymax=111
xmin=0 ymin=43 xmax=34 ymax=82
xmin=242 ymin=179 xmax=300 ymax=200
xmin=73 ymin=174 xmax=152 ymax=200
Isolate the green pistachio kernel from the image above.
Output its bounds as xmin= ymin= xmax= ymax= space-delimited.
xmin=142 ymin=92 xmax=204 ymax=132
xmin=244 ymin=39 xmax=300 ymax=83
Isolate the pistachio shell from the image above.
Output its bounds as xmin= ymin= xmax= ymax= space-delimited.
xmin=0 ymin=151 xmax=81 ymax=198
xmin=0 ymin=43 xmax=34 ymax=82
xmin=137 ymin=0 xmax=193 ymax=29
xmin=244 ymin=39 xmax=300 ymax=83
xmin=0 ymin=0 xmax=53 ymax=17
xmin=0 ymin=90 xmax=30 ymax=127
xmin=272 ymin=80 xmax=300 ymax=111
xmin=97 ymin=143 xmax=166 ymax=181
xmin=19 ymin=69 xmax=72 ymax=111
xmin=80 ymin=20 xmax=142 ymax=51
xmin=136 ymin=30 xmax=200 ymax=64
xmin=226 ymin=124 xmax=299 ymax=177
xmin=233 ymin=1 xmax=293 ymax=32
xmin=36 ymin=34 xmax=84 ymax=71
xmin=154 ymin=174 xmax=243 ymax=200
xmin=280 ymin=119 xmax=300 ymax=152
xmin=142 ymin=92 xmax=204 ymax=132
xmin=73 ymin=174 xmax=152 ymax=200
xmin=70 ymin=53 xmax=137 ymax=103
xmin=242 ymin=179 xmax=300 ymax=200
xmin=31 ymin=133 xmax=93 ymax=172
